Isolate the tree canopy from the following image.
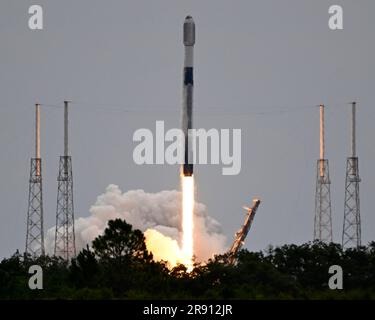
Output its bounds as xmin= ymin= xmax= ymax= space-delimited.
xmin=1 ymin=219 xmax=374 ymax=299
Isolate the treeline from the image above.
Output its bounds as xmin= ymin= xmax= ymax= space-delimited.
xmin=1 ymin=219 xmax=375 ymax=299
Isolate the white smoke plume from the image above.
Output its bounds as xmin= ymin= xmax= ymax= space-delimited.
xmin=45 ymin=184 xmax=227 ymax=266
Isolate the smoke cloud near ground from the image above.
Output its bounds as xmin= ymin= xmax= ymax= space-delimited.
xmin=45 ymin=184 xmax=227 ymax=266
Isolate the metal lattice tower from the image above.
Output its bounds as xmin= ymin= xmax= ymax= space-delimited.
xmin=54 ymin=101 xmax=76 ymax=260
xmin=342 ymin=102 xmax=361 ymax=248
xmin=314 ymin=105 xmax=333 ymax=242
xmin=25 ymin=104 xmax=45 ymax=256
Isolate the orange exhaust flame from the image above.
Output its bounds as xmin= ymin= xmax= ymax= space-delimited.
xmin=143 ymin=175 xmax=195 ymax=271
xmin=181 ymin=175 xmax=194 ymax=271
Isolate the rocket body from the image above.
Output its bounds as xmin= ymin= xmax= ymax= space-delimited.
xmin=182 ymin=16 xmax=195 ymax=176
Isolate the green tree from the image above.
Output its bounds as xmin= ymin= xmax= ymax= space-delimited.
xmin=90 ymin=219 xmax=153 ymax=296
xmin=92 ymin=219 xmax=152 ymax=264
xmin=70 ymin=245 xmax=99 ymax=288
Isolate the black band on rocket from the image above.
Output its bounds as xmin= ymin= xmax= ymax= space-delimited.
xmin=184 ymin=68 xmax=193 ymax=85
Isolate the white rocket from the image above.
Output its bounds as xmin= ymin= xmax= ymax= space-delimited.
xmin=182 ymin=16 xmax=195 ymax=176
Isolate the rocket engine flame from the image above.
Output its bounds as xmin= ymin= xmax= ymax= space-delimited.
xmin=181 ymin=175 xmax=194 ymax=270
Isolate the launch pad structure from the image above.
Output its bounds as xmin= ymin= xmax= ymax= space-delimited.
xmin=228 ymin=198 xmax=261 ymax=265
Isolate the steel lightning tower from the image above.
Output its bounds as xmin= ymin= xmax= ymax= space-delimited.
xmin=54 ymin=101 xmax=76 ymax=260
xmin=25 ymin=103 xmax=45 ymax=256
xmin=314 ymin=104 xmax=333 ymax=243
xmin=342 ymin=102 xmax=361 ymax=248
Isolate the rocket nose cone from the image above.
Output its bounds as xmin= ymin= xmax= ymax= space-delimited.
xmin=183 ymin=16 xmax=195 ymax=46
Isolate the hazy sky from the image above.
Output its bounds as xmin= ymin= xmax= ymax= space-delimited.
xmin=0 ymin=0 xmax=374 ymax=258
